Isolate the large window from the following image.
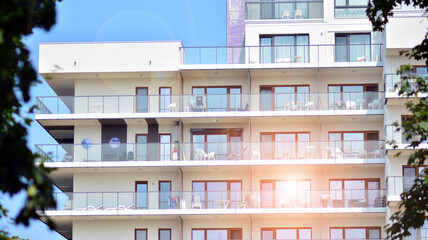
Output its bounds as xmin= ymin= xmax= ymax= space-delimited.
xmin=328 ymin=131 xmax=379 ymax=159
xmin=328 ymin=84 xmax=379 ymax=110
xmin=135 ymin=181 xmax=148 ymax=209
xmin=329 ymin=179 xmax=380 ymax=207
xmin=407 ymin=219 xmax=428 ymax=240
xmin=136 ymin=87 xmax=148 ymax=113
xmin=191 ymin=129 xmax=243 ymax=160
xmin=262 ymin=228 xmax=312 ymax=240
xmin=335 ymin=0 xmax=368 ymax=18
xmin=260 ymin=0 xmax=310 ymax=19
xmin=335 ymin=34 xmax=371 ymax=62
xmin=330 ymin=227 xmax=381 ymax=239
xmin=159 ymin=229 xmax=171 ymax=240
xmin=260 ymin=35 xmax=309 ymax=63
xmin=159 ymin=181 xmax=171 ymax=209
xmin=261 ymin=180 xmax=311 ymax=208
xmin=135 ymin=229 xmax=147 ymax=240
xmin=261 ymin=132 xmax=310 ymax=160
xmin=192 ymin=181 xmax=242 ymax=209
xmin=160 ymin=134 xmax=171 ymax=161
xmin=403 ymin=166 xmax=426 ymax=191
xmin=192 ymin=229 xmax=242 ymax=240
xmin=159 ymin=87 xmax=171 ymax=112
xmin=136 ymin=134 xmax=148 ymax=161
xmin=192 ymin=86 xmax=242 ymax=112
xmin=260 ymin=85 xmax=310 ymax=111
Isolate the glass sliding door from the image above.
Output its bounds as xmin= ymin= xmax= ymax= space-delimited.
xmin=136 ymin=182 xmax=148 ymax=209
xmin=136 ymin=88 xmax=148 ymax=113
xmin=159 ymin=181 xmax=171 ymax=209
xmin=136 ymin=135 xmax=147 ymax=161
xmin=260 ymin=35 xmax=309 ymax=63
xmin=159 ymin=87 xmax=171 ymax=112
xmin=260 ymin=87 xmax=273 ymax=111
xmin=261 ymin=37 xmax=273 ymax=63
xmin=335 ymin=34 xmax=371 ymax=62
xmin=159 ymin=134 xmax=171 ymax=161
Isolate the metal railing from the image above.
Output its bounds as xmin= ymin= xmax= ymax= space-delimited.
xmin=35 ymin=91 xmax=384 ymax=115
xmin=36 ymin=140 xmax=385 ymax=163
xmin=245 ymin=0 xmax=324 ymax=20
xmin=49 ymin=189 xmax=387 ymax=211
xmin=180 ymin=44 xmax=382 ymax=65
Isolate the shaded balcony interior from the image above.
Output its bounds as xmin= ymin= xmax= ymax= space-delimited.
xmin=245 ymin=0 xmax=324 ymax=20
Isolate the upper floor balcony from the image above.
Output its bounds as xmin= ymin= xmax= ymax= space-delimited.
xmin=385 ymin=125 xmax=427 ymax=150
xmin=180 ymin=44 xmax=383 ymax=69
xmin=47 ymin=189 xmax=387 ymax=216
xmin=35 ymin=91 xmax=384 ymax=119
xmin=245 ymin=0 xmax=323 ymax=20
xmin=36 ymin=140 xmax=386 ymax=167
xmin=384 ymin=73 xmax=427 ymax=100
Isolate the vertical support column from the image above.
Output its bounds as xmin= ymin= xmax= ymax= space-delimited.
xmin=179 ymin=71 xmax=183 ymax=112
xmin=179 ymin=216 xmax=183 ymax=240
xmin=249 ymin=214 xmax=252 ymax=240
xmin=248 ymin=70 xmax=251 ymax=110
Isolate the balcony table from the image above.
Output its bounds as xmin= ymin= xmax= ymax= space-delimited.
xmin=357 ymin=99 xmax=365 ymax=110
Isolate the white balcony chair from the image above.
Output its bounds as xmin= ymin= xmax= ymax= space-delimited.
xmin=345 ymin=100 xmax=356 ymax=110
xmin=252 ymin=151 xmax=261 ymax=160
xmin=294 ymin=9 xmax=303 ymax=18
xmin=357 ymin=56 xmax=366 ymax=62
xmin=168 ymin=102 xmax=177 ymax=112
xmin=195 ymin=148 xmax=206 ymax=160
xmin=282 ymin=10 xmax=290 ymax=19
xmin=207 ymin=152 xmax=215 ymax=160
xmin=368 ymin=99 xmax=382 ymax=109
xmin=192 ymin=196 xmax=203 ymax=209
xmin=305 ymin=101 xmax=315 ymax=110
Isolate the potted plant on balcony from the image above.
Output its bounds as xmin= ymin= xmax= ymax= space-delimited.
xmin=172 ymin=141 xmax=179 ymax=160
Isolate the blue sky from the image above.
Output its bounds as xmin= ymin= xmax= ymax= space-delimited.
xmin=2 ymin=0 xmax=225 ymax=239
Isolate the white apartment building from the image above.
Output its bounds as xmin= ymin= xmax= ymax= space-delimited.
xmin=35 ymin=0 xmax=427 ymax=239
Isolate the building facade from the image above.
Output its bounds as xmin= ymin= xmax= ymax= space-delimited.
xmin=35 ymin=1 xmax=427 ymax=239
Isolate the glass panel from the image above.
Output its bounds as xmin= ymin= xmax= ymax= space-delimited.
xmin=296 ymin=86 xmax=310 ymax=104
xmin=403 ymin=167 xmax=417 ymax=191
xmin=331 ymin=229 xmax=343 ymax=239
xmin=296 ymin=35 xmax=309 ymax=62
xmin=136 ymin=182 xmax=148 ymax=209
xmin=297 ymin=133 xmax=310 ymax=158
xmin=330 ymin=181 xmax=343 ymax=205
xmin=261 ymin=0 xmax=274 ymax=19
xmin=160 ymin=229 xmax=171 ymax=240
xmin=136 ymin=135 xmax=147 ymax=161
xmin=160 ymin=135 xmax=171 ymax=161
xmin=299 ymin=229 xmax=312 ymax=239
xmin=207 ymin=134 xmax=228 ymax=160
xmin=159 ymin=182 xmax=171 ymax=210
xmin=193 ymin=135 xmax=205 ymax=160
xmin=207 ymin=88 xmax=227 ymax=112
xmin=261 ymin=134 xmax=274 ymax=159
xmin=344 ymin=180 xmax=365 ymax=207
xmin=349 ymin=34 xmax=371 ymax=62
xmin=421 ymin=219 xmax=428 ymax=240
xmin=275 ymin=36 xmax=294 ymax=63
xmin=136 ymin=88 xmax=148 ymax=113
xmin=368 ymin=229 xmax=380 ymax=239
xmin=368 ymin=181 xmax=380 ymax=207
xmin=230 ymin=88 xmax=241 ymax=111
xmin=343 ymin=132 xmax=364 ymax=158
xmin=262 ymin=230 xmax=274 ymax=240
xmin=207 ymin=230 xmax=227 ymax=240
xmin=207 ymin=182 xmax=228 ymax=209
xmin=276 ymin=133 xmax=296 ymax=159
xmin=136 ymin=230 xmax=147 ymax=240
xmin=193 ymin=182 xmax=205 ymax=208
xmin=335 ymin=35 xmax=349 ymax=62
xmin=230 ymin=230 xmax=242 ymax=240
xmin=276 ymin=229 xmax=297 ymax=239
xmin=230 ymin=136 xmax=242 ymax=160
xmin=329 ymin=86 xmax=342 ymax=109
xmin=160 ymin=88 xmax=171 ymax=112
xmin=345 ymin=228 xmax=366 ymax=239
xmin=261 ymin=37 xmax=273 ymax=63
xmin=230 ymin=182 xmax=242 ymax=209
xmin=262 ymin=182 xmax=274 ymax=208
xmin=275 ymin=87 xmax=294 ymax=111
xmin=261 ymin=87 xmax=273 ymax=111
xmin=193 ymin=230 xmax=205 ymax=240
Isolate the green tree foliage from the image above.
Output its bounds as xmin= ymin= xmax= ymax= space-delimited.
xmin=0 ymin=0 xmax=60 ymax=228
xmin=0 ymin=231 xmax=28 ymax=240
xmin=387 ymin=65 xmax=428 ymax=239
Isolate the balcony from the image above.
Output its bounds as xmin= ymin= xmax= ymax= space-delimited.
xmin=245 ymin=0 xmax=323 ymax=20
xmin=180 ymin=44 xmax=382 ymax=68
xmin=386 ymin=176 xmax=420 ymax=202
xmin=47 ymin=189 xmax=387 ymax=215
xmin=385 ymin=125 xmax=427 ymax=150
xmin=35 ymin=91 xmax=384 ymax=119
xmin=36 ymin=140 xmax=385 ymax=166
xmin=384 ymin=73 xmax=427 ymax=99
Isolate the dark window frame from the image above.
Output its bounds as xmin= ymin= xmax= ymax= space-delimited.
xmin=259 ymin=34 xmax=310 ymax=63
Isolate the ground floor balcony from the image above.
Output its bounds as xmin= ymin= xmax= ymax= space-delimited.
xmin=48 ymin=189 xmax=387 ymax=215
xmin=35 ymin=91 xmax=384 ymax=118
xmin=36 ymin=140 xmax=385 ymax=167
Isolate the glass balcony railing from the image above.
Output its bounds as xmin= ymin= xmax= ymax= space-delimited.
xmin=384 ymin=73 xmax=427 ymax=96
xmin=387 ymin=176 xmax=421 ymax=198
xmin=48 ymin=189 xmax=387 ymax=212
xmin=35 ymin=92 xmax=384 ymax=115
xmin=335 ymin=6 xmax=367 ymax=18
xmin=36 ymin=140 xmax=385 ymax=163
xmin=180 ymin=44 xmax=382 ymax=65
xmin=245 ymin=0 xmax=324 ymax=20
xmin=385 ymin=125 xmax=426 ymax=146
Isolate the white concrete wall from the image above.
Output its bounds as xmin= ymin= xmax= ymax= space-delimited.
xmin=39 ymin=42 xmax=183 ymax=74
